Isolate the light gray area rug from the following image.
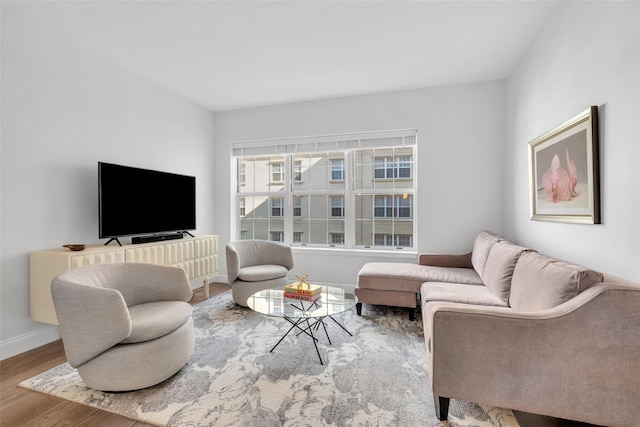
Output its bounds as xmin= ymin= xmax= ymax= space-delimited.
xmin=21 ymin=291 xmax=519 ymax=426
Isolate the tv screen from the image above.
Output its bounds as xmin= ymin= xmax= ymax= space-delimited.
xmin=99 ymin=162 xmax=196 ymax=239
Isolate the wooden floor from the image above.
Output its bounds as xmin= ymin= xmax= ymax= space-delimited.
xmin=1 ymin=283 xmax=597 ymax=427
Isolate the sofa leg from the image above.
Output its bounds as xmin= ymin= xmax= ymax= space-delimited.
xmin=408 ymin=308 xmax=415 ymax=321
xmin=434 ymin=395 xmax=450 ymax=421
xmin=356 ymin=302 xmax=362 ymax=316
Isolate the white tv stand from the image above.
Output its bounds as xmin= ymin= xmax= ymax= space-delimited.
xmin=30 ymin=234 xmax=218 ymax=325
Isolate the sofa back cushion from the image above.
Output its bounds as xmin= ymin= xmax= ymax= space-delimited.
xmin=509 ymin=252 xmax=604 ymax=311
xmin=482 ymin=241 xmax=528 ymax=304
xmin=471 ymin=230 xmax=504 ymax=278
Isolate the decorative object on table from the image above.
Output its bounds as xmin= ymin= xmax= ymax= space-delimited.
xmin=283 ymin=291 xmax=321 ymax=302
xmin=62 ymin=244 xmax=85 ymax=251
xmin=284 ymin=274 xmax=322 ymax=301
xmin=529 ymin=105 xmax=600 ymax=224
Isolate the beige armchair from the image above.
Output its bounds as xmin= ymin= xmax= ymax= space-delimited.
xmin=226 ymin=240 xmax=294 ymax=306
xmin=51 ymin=263 xmax=194 ymax=391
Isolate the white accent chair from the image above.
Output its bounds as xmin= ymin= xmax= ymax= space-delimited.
xmin=226 ymin=240 xmax=294 ymax=306
xmin=51 ymin=263 xmax=194 ymax=391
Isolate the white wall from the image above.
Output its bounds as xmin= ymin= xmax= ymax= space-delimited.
xmin=214 ymin=82 xmax=506 ymax=285
xmin=505 ymin=1 xmax=640 ymax=281
xmin=0 ymin=9 xmax=216 ymax=359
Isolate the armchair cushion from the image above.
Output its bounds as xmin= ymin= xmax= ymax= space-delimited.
xmin=122 ymin=301 xmax=193 ymax=344
xmin=238 ymin=265 xmax=289 ymax=282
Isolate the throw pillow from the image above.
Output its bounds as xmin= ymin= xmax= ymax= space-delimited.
xmin=482 ymin=241 xmax=528 ymax=304
xmin=470 ymin=230 xmax=504 ymax=278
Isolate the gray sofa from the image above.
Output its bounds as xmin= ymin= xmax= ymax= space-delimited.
xmin=356 ymin=230 xmax=640 ymax=426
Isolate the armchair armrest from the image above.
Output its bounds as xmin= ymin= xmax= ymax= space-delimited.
xmin=226 ymin=244 xmax=241 ymax=285
xmin=52 ymin=280 xmax=132 ymax=367
xmin=428 ymin=284 xmax=640 ymax=426
xmin=419 ymin=252 xmax=472 ymax=268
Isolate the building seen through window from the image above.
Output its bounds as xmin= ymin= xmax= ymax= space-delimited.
xmin=233 ymin=129 xmax=416 ymax=250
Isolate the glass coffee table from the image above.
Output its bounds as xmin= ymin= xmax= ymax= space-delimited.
xmin=247 ymin=285 xmax=356 ymax=365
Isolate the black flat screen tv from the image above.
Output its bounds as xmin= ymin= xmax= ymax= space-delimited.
xmin=99 ymin=162 xmax=196 ymax=240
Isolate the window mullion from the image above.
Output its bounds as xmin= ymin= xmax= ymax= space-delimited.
xmin=344 ymin=149 xmax=354 ymax=248
xmin=284 ymin=154 xmax=293 ymax=245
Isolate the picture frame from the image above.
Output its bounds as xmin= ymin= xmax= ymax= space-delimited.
xmin=529 ymin=106 xmax=600 ymax=224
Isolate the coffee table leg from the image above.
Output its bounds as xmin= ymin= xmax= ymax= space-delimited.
xmin=327 ymin=315 xmax=353 ymax=336
xmin=270 ymin=317 xmax=304 ymax=353
xmin=318 ymin=318 xmax=332 ymax=345
xmin=270 ymin=316 xmax=325 ymax=365
xmin=305 ymin=317 xmax=324 ymax=365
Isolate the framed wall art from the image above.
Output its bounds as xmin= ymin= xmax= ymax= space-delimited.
xmin=529 ymin=106 xmax=600 ymax=224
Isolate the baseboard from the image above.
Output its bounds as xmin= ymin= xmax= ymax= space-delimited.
xmin=0 ymin=325 xmax=61 ymax=361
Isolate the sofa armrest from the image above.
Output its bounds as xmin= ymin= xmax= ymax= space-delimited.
xmin=428 ymin=284 xmax=640 ymax=426
xmin=419 ymin=252 xmax=472 ymax=268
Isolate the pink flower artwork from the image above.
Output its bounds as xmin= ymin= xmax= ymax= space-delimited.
xmin=566 ymin=148 xmax=580 ymax=197
xmin=542 ymin=154 xmax=571 ymax=202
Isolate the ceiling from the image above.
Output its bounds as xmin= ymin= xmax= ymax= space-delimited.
xmin=6 ymin=1 xmax=558 ymax=112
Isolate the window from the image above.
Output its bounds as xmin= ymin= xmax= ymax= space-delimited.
xmin=374 ymin=234 xmax=412 ymax=247
xmin=330 ymin=233 xmax=344 ymax=244
xmin=374 ymin=195 xmax=412 ymax=218
xmin=374 ymin=157 xmax=393 ymax=179
xmin=239 ymin=162 xmax=246 ymax=185
xmin=293 ymin=196 xmax=302 ymax=217
xmin=374 ymin=196 xmax=393 ymax=218
xmin=331 ymin=159 xmax=344 ymax=181
xmin=374 ymin=155 xmax=412 ymax=179
xmin=397 ymin=156 xmax=412 ymax=178
xmin=331 ymin=196 xmax=344 ymax=218
xmin=271 ymin=162 xmax=284 ymax=183
xmin=233 ymin=129 xmax=416 ymax=250
xmin=239 ymin=197 xmax=246 ymax=217
xmin=271 ymin=198 xmax=283 ymax=217
xmin=293 ymin=160 xmax=302 ymax=182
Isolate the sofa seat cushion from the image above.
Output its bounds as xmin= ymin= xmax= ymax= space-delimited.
xmin=238 ymin=265 xmax=288 ymax=282
xmin=509 ymin=252 xmax=604 ymax=311
xmin=482 ymin=241 xmax=529 ymax=304
xmin=421 ymin=282 xmax=508 ymax=307
xmin=122 ymin=301 xmax=193 ymax=344
xmin=358 ymin=262 xmax=483 ymax=293
xmin=471 ymin=230 xmax=504 ymax=278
